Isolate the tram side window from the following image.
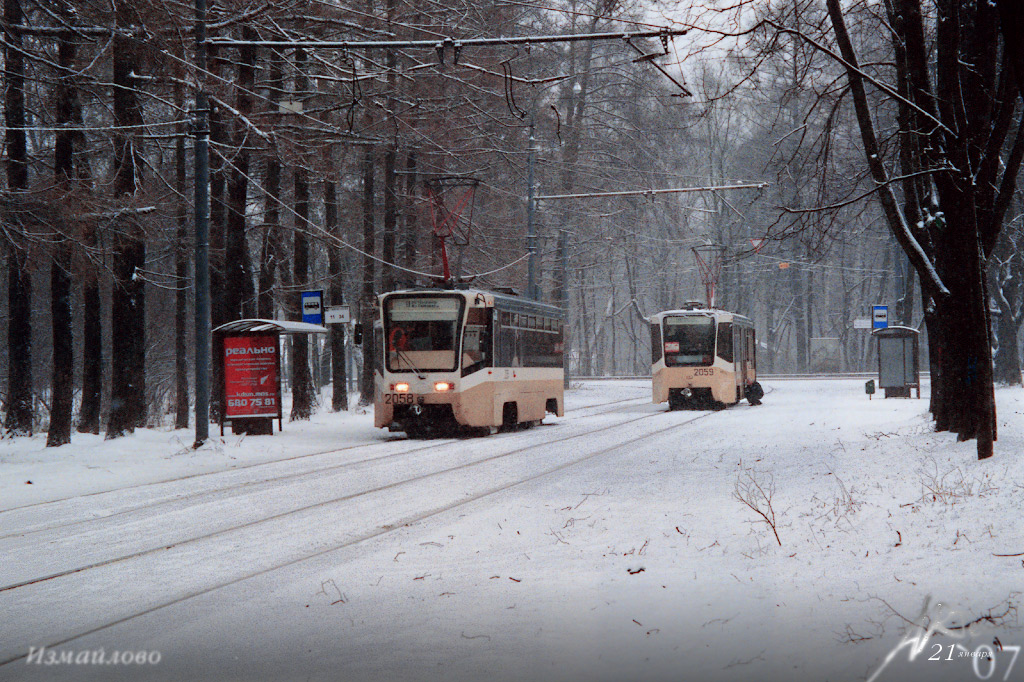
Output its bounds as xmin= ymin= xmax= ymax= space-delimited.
xmin=495 ymin=312 xmax=517 ymax=367
xmin=717 ymin=322 xmax=733 ymax=363
xmin=373 ymin=324 xmax=383 ymax=373
xmin=462 ymin=308 xmax=492 ymax=376
xmin=523 ymin=320 xmax=562 ymax=367
xmin=650 ymin=323 xmax=663 ymax=363
xmin=492 ymin=309 xmax=562 ymax=368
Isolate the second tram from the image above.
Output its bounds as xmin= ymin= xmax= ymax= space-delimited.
xmin=649 ymin=304 xmax=762 ymax=409
xmin=373 ymin=288 xmax=564 ymax=437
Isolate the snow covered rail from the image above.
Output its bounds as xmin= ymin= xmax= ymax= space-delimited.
xmin=0 ymin=396 xmax=647 ymax=542
xmin=0 ymin=403 xmax=725 ymax=668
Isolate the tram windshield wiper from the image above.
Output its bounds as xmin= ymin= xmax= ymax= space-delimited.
xmin=396 ymin=347 xmax=426 ymax=379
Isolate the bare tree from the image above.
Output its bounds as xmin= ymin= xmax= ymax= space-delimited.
xmin=3 ymin=0 xmax=32 ymax=437
xmin=825 ymin=0 xmax=1023 ymax=458
xmin=106 ymin=1 xmax=148 ymax=438
xmin=47 ymin=15 xmax=79 ymax=446
xmin=174 ymin=79 xmax=190 ymax=430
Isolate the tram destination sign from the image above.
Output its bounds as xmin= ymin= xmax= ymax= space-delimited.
xmin=223 ymin=335 xmax=280 ymax=419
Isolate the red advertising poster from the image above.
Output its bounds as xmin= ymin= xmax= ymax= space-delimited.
xmin=223 ymin=335 xmax=280 ymax=418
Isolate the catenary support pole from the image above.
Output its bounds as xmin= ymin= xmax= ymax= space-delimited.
xmin=193 ymin=0 xmax=211 ymax=447
xmin=527 ymin=111 xmax=538 ymax=300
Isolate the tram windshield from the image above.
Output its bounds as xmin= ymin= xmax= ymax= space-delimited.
xmin=662 ymin=315 xmax=715 ymax=366
xmin=384 ymin=296 xmax=463 ymax=372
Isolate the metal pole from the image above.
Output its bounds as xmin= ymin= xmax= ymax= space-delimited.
xmin=193 ymin=0 xmax=211 ymax=447
xmin=526 ymin=111 xmax=538 ymax=300
xmin=556 ymin=228 xmax=570 ymax=388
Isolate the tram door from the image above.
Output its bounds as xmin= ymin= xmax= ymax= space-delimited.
xmin=733 ymin=326 xmax=746 ymax=390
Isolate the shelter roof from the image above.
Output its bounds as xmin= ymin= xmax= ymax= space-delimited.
xmin=212 ymin=319 xmax=328 ymax=335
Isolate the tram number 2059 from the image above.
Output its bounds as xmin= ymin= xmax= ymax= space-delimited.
xmin=694 ymin=368 xmax=715 ymax=376
xmin=384 ymin=393 xmax=416 ymax=405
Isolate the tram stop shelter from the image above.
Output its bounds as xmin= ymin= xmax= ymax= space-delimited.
xmin=871 ymin=325 xmax=920 ymax=398
xmin=212 ymin=319 xmax=328 ymax=435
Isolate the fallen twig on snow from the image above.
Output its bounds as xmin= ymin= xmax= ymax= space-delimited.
xmin=734 ymin=469 xmax=782 ymax=546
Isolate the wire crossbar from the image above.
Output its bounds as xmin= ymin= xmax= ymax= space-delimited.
xmin=206 ymin=28 xmax=687 ymax=50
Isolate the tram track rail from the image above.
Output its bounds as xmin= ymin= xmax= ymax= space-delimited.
xmin=0 ymin=401 xmax=716 ymax=668
xmin=0 ymin=398 xmax=668 ymax=593
xmin=0 ymin=395 xmax=651 ymax=542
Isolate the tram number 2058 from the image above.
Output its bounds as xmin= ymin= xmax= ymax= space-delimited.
xmin=384 ymin=393 xmax=416 ymax=405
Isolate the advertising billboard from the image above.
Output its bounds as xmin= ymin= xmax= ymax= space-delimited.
xmin=223 ymin=335 xmax=280 ymax=419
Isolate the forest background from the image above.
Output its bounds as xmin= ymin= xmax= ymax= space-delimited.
xmin=1 ymin=0 xmax=1022 ymax=459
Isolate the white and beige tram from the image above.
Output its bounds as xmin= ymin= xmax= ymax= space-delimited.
xmin=373 ymin=288 xmax=564 ymax=436
xmin=649 ymin=304 xmax=763 ymax=409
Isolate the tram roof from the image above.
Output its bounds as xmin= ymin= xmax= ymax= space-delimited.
xmin=213 ymin=319 xmax=329 ymax=335
xmin=382 ymin=287 xmax=564 ymax=318
xmin=649 ymin=308 xmax=751 ymax=324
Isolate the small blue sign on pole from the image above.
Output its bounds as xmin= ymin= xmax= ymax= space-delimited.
xmin=301 ymin=290 xmax=324 ymax=325
xmin=872 ymin=305 xmax=889 ymax=329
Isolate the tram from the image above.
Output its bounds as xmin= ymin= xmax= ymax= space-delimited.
xmin=649 ymin=304 xmax=763 ymax=409
xmin=373 ymin=288 xmax=564 ymax=437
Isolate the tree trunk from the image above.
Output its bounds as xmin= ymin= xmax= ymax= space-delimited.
xmin=47 ymin=25 xmax=78 ymax=447
xmin=358 ymin=145 xmax=377 ymax=406
xmin=207 ymin=56 xmax=227 ymax=425
xmin=290 ymin=49 xmax=314 ymax=420
xmin=577 ymin=269 xmax=593 ymax=376
xmin=257 ymin=49 xmax=284 ymax=321
xmin=224 ymin=30 xmax=256 ymax=321
xmin=991 ymin=196 xmax=1023 ymax=386
xmin=47 ymin=251 xmax=73 ymax=446
xmin=382 ymin=146 xmax=397 ymax=291
xmin=3 ymin=0 xmax=32 ymax=436
xmin=401 ymin=150 xmax=418 ymax=286
xmin=174 ymin=79 xmax=190 ymax=429
xmin=78 ymin=224 xmax=102 ymax=434
xmin=290 ymin=166 xmax=314 ymax=420
xmin=932 ymin=204 xmax=996 ymax=457
xmin=326 ymin=179 xmax=348 ymax=411
xmin=258 ymin=156 xmax=282 ymax=319
xmin=5 ymin=250 xmax=32 ymax=436
xmin=992 ymin=299 xmax=1022 ymax=385
xmin=106 ymin=2 xmax=147 ymax=438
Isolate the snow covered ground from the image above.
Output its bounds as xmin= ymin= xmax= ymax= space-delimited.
xmin=1 ymin=378 xmax=1022 ymax=682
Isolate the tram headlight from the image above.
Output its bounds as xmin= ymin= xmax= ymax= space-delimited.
xmin=681 ymin=388 xmax=693 ymax=398
xmin=393 ymin=382 xmax=410 ymax=393
xmin=434 ymin=382 xmax=454 ymax=392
